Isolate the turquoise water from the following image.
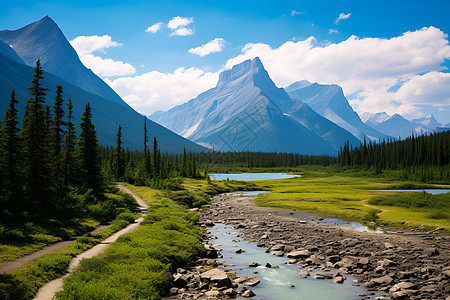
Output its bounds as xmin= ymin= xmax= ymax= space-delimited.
xmin=210 ymin=173 xmax=301 ymax=181
xmin=210 ymin=223 xmax=385 ymax=300
xmin=375 ymin=189 xmax=450 ymax=195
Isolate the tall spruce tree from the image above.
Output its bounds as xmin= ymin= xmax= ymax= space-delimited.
xmin=76 ymin=102 xmax=103 ymax=196
xmin=1 ymin=90 xmax=22 ymax=209
xmin=51 ymin=85 xmax=66 ymax=194
xmin=143 ymin=116 xmax=151 ymax=174
xmin=152 ymin=136 xmax=160 ymax=178
xmin=21 ymin=60 xmax=52 ymax=209
xmin=115 ymin=125 xmax=124 ymax=180
xmin=63 ymin=98 xmax=76 ymax=188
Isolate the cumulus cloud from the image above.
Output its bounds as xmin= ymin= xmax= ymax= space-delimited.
xmin=105 ymin=68 xmax=218 ymax=114
xmin=189 ymin=38 xmax=226 ymax=57
xmin=170 ymin=27 xmax=195 ymax=36
xmin=335 ymin=12 xmax=351 ymax=24
xmin=145 ymin=22 xmax=163 ymax=33
xmin=167 ymin=16 xmax=193 ymax=29
xmin=70 ymin=35 xmax=135 ymax=77
xmin=223 ymin=26 xmax=450 ymax=118
xmin=70 ymin=35 xmax=122 ymax=56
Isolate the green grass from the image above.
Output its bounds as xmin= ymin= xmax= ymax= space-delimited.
xmin=0 ymin=188 xmax=138 ymax=300
xmin=250 ymin=174 xmax=450 ymax=233
xmin=55 ymin=185 xmax=205 ymax=300
xmin=0 ymin=186 xmax=137 ymax=263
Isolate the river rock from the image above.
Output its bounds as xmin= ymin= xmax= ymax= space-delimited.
xmin=244 ymin=276 xmax=260 ymax=286
xmin=173 ymin=274 xmax=188 ymax=288
xmin=200 ymin=268 xmax=231 ymax=287
xmin=389 ymin=281 xmax=417 ymax=293
xmin=270 ymin=244 xmax=285 ymax=251
xmin=242 ymin=289 xmax=256 ymax=297
xmin=423 ymin=247 xmax=439 ymax=256
xmin=287 ymin=249 xmax=311 ymax=259
xmin=299 ymin=270 xmax=309 ymax=278
xmin=315 ymin=273 xmax=334 ymax=279
xmin=333 ymin=276 xmax=344 ymax=284
xmin=249 ymin=262 xmax=260 ymax=267
xmin=371 ymin=275 xmax=394 ymax=286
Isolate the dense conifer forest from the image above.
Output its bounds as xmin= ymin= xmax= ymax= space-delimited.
xmin=337 ymin=132 xmax=450 ymax=182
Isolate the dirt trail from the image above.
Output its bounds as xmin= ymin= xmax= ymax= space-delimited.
xmin=33 ymin=183 xmax=148 ymax=300
xmin=361 ymin=199 xmax=388 ymax=214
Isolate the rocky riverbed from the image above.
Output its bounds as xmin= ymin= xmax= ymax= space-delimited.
xmin=167 ymin=193 xmax=449 ymax=299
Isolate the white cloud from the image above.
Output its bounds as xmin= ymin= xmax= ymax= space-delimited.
xmin=145 ymin=22 xmax=163 ymax=33
xmin=167 ymin=16 xmax=193 ymax=29
xmin=223 ymin=26 xmax=450 ymax=118
xmin=170 ymin=27 xmax=195 ymax=36
xmin=80 ymin=54 xmax=135 ymax=77
xmin=105 ymin=67 xmax=218 ymax=114
xmin=328 ymin=29 xmax=338 ymax=34
xmin=70 ymin=35 xmax=122 ymax=56
xmin=70 ymin=35 xmax=135 ymax=77
xmin=335 ymin=12 xmax=351 ymax=24
xmin=189 ymin=38 xmax=226 ymax=57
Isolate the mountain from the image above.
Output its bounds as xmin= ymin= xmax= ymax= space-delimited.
xmin=0 ymin=20 xmax=205 ymax=153
xmin=0 ymin=40 xmax=25 ymax=64
xmin=151 ymin=58 xmax=360 ymax=155
xmin=411 ymin=114 xmax=443 ymax=130
xmin=286 ymin=81 xmax=390 ymax=141
xmin=362 ymin=112 xmax=430 ymax=139
xmin=0 ymin=16 xmax=129 ymax=109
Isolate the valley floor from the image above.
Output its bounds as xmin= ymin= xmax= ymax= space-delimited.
xmin=199 ymin=193 xmax=450 ymax=299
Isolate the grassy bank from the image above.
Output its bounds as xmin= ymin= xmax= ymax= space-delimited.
xmin=0 ymin=186 xmax=136 ymax=263
xmin=0 ymin=188 xmax=137 ymax=300
xmin=55 ymin=184 xmax=204 ymax=299
xmin=250 ymin=173 xmax=450 ymax=233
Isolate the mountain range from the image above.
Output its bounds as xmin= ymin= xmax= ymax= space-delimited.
xmin=285 ymin=81 xmax=389 ymax=141
xmin=361 ymin=112 xmax=444 ymax=139
xmin=151 ymin=58 xmax=360 ymax=155
xmin=0 ymin=16 xmax=204 ymax=153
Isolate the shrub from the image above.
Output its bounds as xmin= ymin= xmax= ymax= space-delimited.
xmin=77 ymin=257 xmax=109 ymax=273
xmin=363 ymin=209 xmax=381 ymax=223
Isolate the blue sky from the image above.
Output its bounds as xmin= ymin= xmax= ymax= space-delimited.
xmin=1 ymin=0 xmax=450 ymax=123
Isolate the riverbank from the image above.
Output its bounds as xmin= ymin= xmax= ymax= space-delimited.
xmin=198 ymin=193 xmax=449 ymax=299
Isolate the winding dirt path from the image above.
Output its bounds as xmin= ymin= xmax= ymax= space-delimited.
xmin=33 ymin=183 xmax=148 ymax=300
xmin=361 ymin=199 xmax=388 ymax=215
xmin=0 ymin=224 xmax=109 ymax=274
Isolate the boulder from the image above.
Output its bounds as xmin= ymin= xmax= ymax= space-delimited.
xmin=299 ymin=270 xmax=309 ymax=278
xmin=287 ymin=249 xmax=311 ymax=259
xmin=333 ymin=276 xmax=344 ymax=284
xmin=372 ymin=275 xmax=394 ymax=285
xmin=244 ymin=276 xmax=260 ymax=286
xmin=200 ymin=268 xmax=231 ymax=287
xmin=423 ymin=247 xmax=439 ymax=256
xmin=242 ymin=289 xmax=256 ymax=297
xmin=173 ymin=274 xmax=188 ymax=288
xmin=315 ymin=273 xmax=334 ymax=279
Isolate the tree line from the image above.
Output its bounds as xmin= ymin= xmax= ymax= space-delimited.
xmin=0 ymin=60 xmax=103 ymax=216
xmin=337 ymin=131 xmax=450 ymax=182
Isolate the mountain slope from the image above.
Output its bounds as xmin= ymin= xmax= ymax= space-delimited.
xmin=0 ymin=16 xmax=129 ymax=108
xmin=0 ymin=52 xmax=205 ymax=153
xmin=364 ymin=112 xmax=430 ymax=139
xmin=286 ymin=81 xmax=390 ymax=141
xmin=151 ymin=58 xmax=360 ymax=155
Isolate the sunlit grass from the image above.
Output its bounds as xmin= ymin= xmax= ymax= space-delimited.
xmin=251 ymin=175 xmax=450 ymax=232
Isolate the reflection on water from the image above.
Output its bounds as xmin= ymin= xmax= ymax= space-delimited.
xmin=275 ymin=211 xmax=385 ymax=234
xmin=210 ymin=223 xmax=385 ymax=300
xmin=210 ymin=173 xmax=301 ymax=181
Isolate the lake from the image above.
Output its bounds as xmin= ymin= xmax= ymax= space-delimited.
xmin=209 ymin=173 xmax=301 ymax=181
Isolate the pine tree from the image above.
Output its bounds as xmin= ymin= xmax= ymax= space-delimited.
xmin=51 ymin=85 xmax=66 ymax=195
xmin=115 ymin=125 xmax=125 ymax=180
xmin=21 ymin=60 xmax=52 ymax=209
xmin=152 ymin=136 xmax=160 ymax=178
xmin=76 ymin=102 xmax=103 ymax=196
xmin=143 ymin=116 xmax=151 ymax=174
xmin=1 ymin=90 xmax=22 ymax=210
xmin=63 ymin=98 xmax=77 ymax=188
